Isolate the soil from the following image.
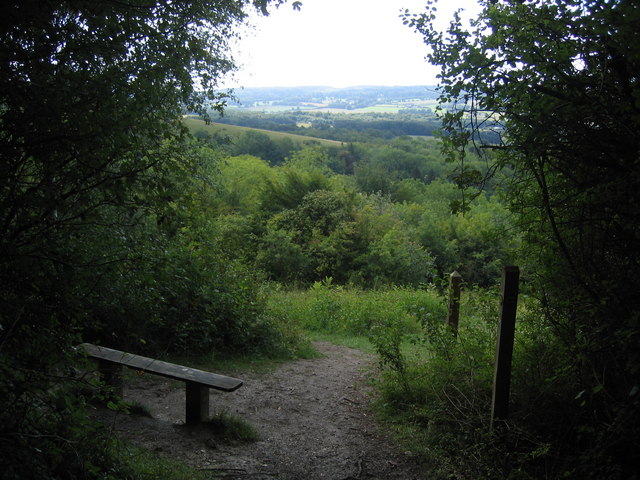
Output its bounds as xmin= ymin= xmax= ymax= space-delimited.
xmin=96 ymin=341 xmax=427 ymax=480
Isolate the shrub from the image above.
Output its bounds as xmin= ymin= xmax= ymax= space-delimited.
xmin=371 ymin=285 xmax=618 ymax=479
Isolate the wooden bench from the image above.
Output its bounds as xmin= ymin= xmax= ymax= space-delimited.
xmin=80 ymin=343 xmax=243 ymax=425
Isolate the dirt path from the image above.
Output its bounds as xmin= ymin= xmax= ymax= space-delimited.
xmin=98 ymin=342 xmax=426 ymax=480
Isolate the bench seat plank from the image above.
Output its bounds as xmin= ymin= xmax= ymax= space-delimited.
xmin=80 ymin=343 xmax=243 ymax=392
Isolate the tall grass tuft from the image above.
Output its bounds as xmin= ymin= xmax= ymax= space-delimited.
xmin=205 ymin=411 xmax=259 ymax=444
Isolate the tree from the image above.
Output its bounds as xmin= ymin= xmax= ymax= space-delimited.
xmin=0 ymin=1 xmax=287 ymax=477
xmin=408 ymin=0 xmax=640 ymax=475
xmin=215 ymin=154 xmax=275 ymax=214
xmin=358 ymin=229 xmax=435 ymax=287
xmin=259 ymin=190 xmax=358 ymax=283
xmin=232 ymin=130 xmax=294 ymax=164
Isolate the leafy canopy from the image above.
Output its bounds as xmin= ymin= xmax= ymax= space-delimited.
xmin=0 ymin=1 xmax=292 ymax=478
xmin=407 ymin=0 xmax=640 ymax=475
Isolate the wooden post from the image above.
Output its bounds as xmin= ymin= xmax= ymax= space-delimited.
xmin=185 ymin=382 xmax=209 ymax=425
xmin=97 ymin=358 xmax=123 ymax=399
xmin=491 ymin=266 xmax=520 ymax=430
xmin=446 ymin=271 xmax=462 ymax=336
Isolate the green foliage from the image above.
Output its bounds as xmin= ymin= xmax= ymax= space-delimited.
xmin=357 ymin=229 xmax=436 ymax=288
xmin=0 ymin=2 xmax=533 ymax=470
xmin=368 ymin=312 xmax=412 ymax=393
xmin=256 ymin=227 xmax=313 ymax=283
xmin=112 ymin=442 xmax=213 ymax=480
xmin=258 ymin=189 xmax=355 ymax=283
xmin=260 ymin=159 xmax=332 ymax=212
xmin=213 ymin=108 xmax=442 ymax=142
xmin=214 ymin=155 xmax=275 ymax=214
xmin=0 ymin=1 xmax=293 ymax=478
xmin=354 ymin=161 xmax=395 ymax=195
xmin=371 ymin=288 xmax=580 ymax=479
xmin=58 ymin=143 xmax=297 ymax=358
xmin=231 ymin=129 xmax=297 ymax=165
xmin=267 ymin=284 xmax=445 ymax=338
xmin=391 ymin=184 xmax=518 ymax=286
xmin=208 ymin=145 xmax=515 ymax=288
xmin=206 ymin=127 xmax=517 ymax=289
xmin=357 ymin=138 xmax=448 ymax=185
xmin=0 ymin=372 xmax=136 ymax=480
xmin=254 ymin=188 xmax=444 ymax=287
xmin=408 ymin=0 xmax=640 ymax=475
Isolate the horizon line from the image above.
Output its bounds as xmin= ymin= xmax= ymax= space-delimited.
xmin=223 ymin=84 xmax=439 ymax=90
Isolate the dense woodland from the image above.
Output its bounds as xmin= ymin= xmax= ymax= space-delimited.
xmin=213 ymin=110 xmax=444 ymax=141
xmin=189 ymin=121 xmax=516 ymax=288
xmin=1 ymin=1 xmax=639 ymax=479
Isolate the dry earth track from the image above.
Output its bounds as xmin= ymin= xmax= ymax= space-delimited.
xmin=97 ymin=341 xmax=427 ymax=480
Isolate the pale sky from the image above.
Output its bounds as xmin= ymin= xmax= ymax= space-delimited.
xmin=225 ymin=0 xmax=480 ymax=88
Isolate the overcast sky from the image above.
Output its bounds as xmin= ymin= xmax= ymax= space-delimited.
xmin=225 ymin=0 xmax=480 ymax=88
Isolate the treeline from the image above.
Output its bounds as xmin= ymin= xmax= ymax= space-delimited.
xmin=204 ymin=138 xmax=517 ymax=288
xmin=5 ymin=0 xmax=639 ymax=479
xmin=1 ymin=2 xmax=309 ymax=478
xmin=213 ymin=110 xmax=442 ymax=141
xmin=227 ymin=85 xmax=439 ymax=108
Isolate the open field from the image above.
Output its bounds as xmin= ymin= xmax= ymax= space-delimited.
xmin=184 ymin=116 xmax=345 ymax=148
xmin=228 ymin=100 xmax=439 ymax=115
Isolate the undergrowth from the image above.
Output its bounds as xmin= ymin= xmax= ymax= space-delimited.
xmin=266 ymin=279 xmax=446 ymax=338
xmin=369 ymin=287 xmax=599 ymax=479
xmin=268 ymin=282 xmax=608 ymax=479
xmin=113 ymin=441 xmax=212 ymax=480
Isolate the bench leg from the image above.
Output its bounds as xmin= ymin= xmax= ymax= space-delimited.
xmin=97 ymin=359 xmax=123 ymax=399
xmin=185 ymin=382 xmax=209 ymax=425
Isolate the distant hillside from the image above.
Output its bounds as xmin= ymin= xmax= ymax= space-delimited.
xmin=227 ymin=85 xmax=439 ymax=111
xmin=183 ymin=117 xmax=344 ymax=148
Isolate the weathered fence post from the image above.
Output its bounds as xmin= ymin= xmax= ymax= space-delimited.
xmin=491 ymin=266 xmax=520 ymax=430
xmin=446 ymin=271 xmax=462 ymax=337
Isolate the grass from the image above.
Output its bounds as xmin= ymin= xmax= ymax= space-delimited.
xmin=163 ymin=339 xmax=320 ymax=377
xmin=91 ymin=284 xmax=462 ymax=479
xmin=120 ymin=283 xmax=585 ymax=479
xmin=114 ymin=284 xmax=552 ymax=479
xmin=266 ymin=283 xmax=446 ymax=338
xmin=114 ymin=442 xmax=212 ymax=480
xmin=306 ymin=331 xmax=376 ymax=353
xmin=204 ymin=411 xmax=259 ymax=445
xmin=264 ymin=283 xmax=566 ymax=479
xmin=361 ymin=288 xmax=578 ymax=480
xmin=183 ymin=116 xmax=343 ymax=148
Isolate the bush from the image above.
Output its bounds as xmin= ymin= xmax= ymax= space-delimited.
xmin=0 ymin=367 xmax=136 ymax=480
xmin=371 ymin=285 xmax=626 ymax=479
xmin=83 ymin=226 xmax=301 ymax=358
xmin=358 ymin=229 xmax=436 ymax=288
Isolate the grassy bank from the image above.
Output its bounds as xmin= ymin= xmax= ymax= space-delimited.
xmin=102 ymin=282 xmax=571 ymax=480
xmin=265 ymin=283 xmax=575 ymax=479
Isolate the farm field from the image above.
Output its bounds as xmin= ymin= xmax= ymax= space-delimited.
xmin=183 ymin=116 xmax=345 ymax=147
xmin=229 ymin=100 xmax=439 ymax=115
